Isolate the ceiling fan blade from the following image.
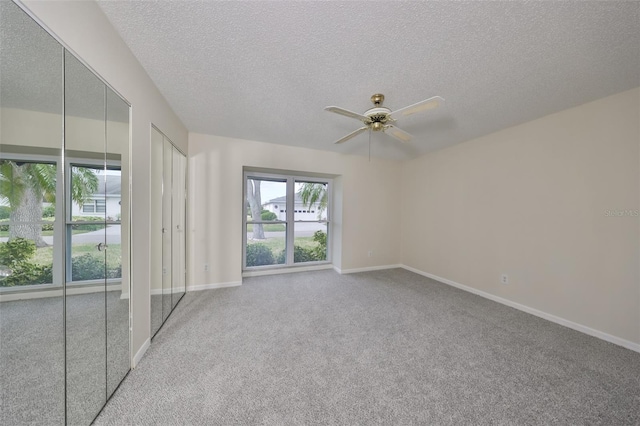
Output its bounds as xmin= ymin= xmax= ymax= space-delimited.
xmin=334 ymin=126 xmax=369 ymax=144
xmin=388 ymin=96 xmax=444 ymax=119
xmin=384 ymin=124 xmax=413 ymax=143
xmin=325 ymin=106 xmax=368 ymax=122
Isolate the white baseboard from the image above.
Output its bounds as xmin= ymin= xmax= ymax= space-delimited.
xmin=401 ymin=264 xmax=640 ymax=354
xmin=150 ymin=286 xmax=186 ymax=296
xmin=132 ymin=337 xmax=150 ymax=368
xmin=0 ymin=283 xmax=124 ymax=302
xmin=188 ymin=281 xmax=242 ymax=292
xmin=243 ymin=263 xmax=333 ymax=278
xmin=334 ymin=264 xmax=402 ymax=275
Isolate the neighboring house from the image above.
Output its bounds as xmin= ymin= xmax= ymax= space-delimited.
xmin=71 ymin=172 xmax=121 ymax=220
xmin=263 ymin=193 xmax=325 ymax=221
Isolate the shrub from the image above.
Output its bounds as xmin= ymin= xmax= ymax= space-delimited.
xmin=42 ymin=205 xmax=56 ymax=218
xmin=277 ymin=246 xmax=317 ymax=263
xmin=0 ymin=206 xmax=10 ymax=220
xmin=71 ymin=216 xmax=104 ymax=232
xmin=0 ymin=237 xmax=35 ymax=264
xmin=293 ymin=246 xmax=316 ymax=263
xmin=0 ymin=238 xmax=52 ymax=286
xmin=261 ymin=211 xmax=277 ymax=221
xmin=72 ymin=253 xmax=105 ymax=281
xmin=107 ymin=264 xmax=122 ymax=279
xmin=246 ymin=243 xmax=274 ymax=267
xmin=0 ymin=220 xmax=54 ymax=232
xmin=311 ymin=231 xmax=327 ymax=260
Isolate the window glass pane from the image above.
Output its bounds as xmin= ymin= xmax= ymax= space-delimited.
xmin=246 ymin=223 xmax=286 ymax=267
xmin=106 ymin=223 xmax=121 ymax=280
xmin=70 ymin=223 xmax=106 ymax=282
xmin=0 ymin=160 xmax=57 ymax=286
xmin=295 ymin=181 xmax=328 ymax=221
xmin=293 ymin=222 xmax=327 ymax=263
xmin=0 ymin=224 xmax=55 ymax=286
xmin=105 ymin=168 xmax=121 ymax=221
xmin=246 ymin=177 xmax=285 ymax=223
xmin=70 ymin=165 xmax=101 ymax=219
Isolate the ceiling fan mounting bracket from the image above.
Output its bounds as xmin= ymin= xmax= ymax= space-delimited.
xmin=370 ymin=93 xmax=385 ymax=106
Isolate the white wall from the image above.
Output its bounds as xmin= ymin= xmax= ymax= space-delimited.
xmin=21 ymin=1 xmax=189 ymax=361
xmin=189 ymin=133 xmax=402 ymax=286
xmin=401 ymin=88 xmax=640 ymax=347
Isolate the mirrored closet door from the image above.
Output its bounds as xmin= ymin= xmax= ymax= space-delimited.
xmin=0 ymin=2 xmax=131 ymax=424
xmin=150 ymin=126 xmax=186 ymax=337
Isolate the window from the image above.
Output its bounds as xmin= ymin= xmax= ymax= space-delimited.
xmin=0 ymin=157 xmax=57 ymax=288
xmin=82 ymin=199 xmax=106 ymax=213
xmin=243 ymin=171 xmax=330 ymax=269
xmin=67 ymin=164 xmax=122 ymax=283
xmin=0 ymin=151 xmax=123 ymax=290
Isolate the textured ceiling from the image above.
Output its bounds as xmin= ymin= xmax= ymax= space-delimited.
xmin=1 ymin=1 xmax=129 ymax=123
xmin=98 ymin=1 xmax=639 ymax=160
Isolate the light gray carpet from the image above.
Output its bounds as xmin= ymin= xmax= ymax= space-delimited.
xmin=0 ymin=291 xmax=129 ymax=426
xmin=96 ymin=269 xmax=640 ymax=425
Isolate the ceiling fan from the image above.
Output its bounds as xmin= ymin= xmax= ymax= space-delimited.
xmin=325 ymin=93 xmax=444 ymax=144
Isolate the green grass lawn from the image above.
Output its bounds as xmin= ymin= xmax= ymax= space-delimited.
xmin=247 ymin=236 xmax=319 ymax=255
xmin=246 ymin=223 xmax=286 ymax=232
xmin=0 ymin=229 xmax=90 ymax=238
xmin=33 ymin=243 xmax=122 ymax=271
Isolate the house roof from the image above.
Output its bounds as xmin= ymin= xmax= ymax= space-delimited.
xmin=94 ymin=175 xmax=121 ymax=196
xmin=265 ymin=193 xmax=315 ymax=205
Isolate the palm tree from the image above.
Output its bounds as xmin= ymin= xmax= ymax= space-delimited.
xmin=0 ymin=160 xmax=98 ymax=247
xmin=246 ymin=179 xmax=265 ymax=239
xmin=300 ymin=182 xmax=328 ymax=219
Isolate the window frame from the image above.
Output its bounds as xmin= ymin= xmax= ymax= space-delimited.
xmin=65 ymin=157 xmax=121 ymax=284
xmin=242 ymin=171 xmax=331 ymax=270
xmin=0 ymin=151 xmax=63 ymax=291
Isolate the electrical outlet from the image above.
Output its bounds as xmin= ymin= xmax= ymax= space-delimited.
xmin=501 ymin=274 xmax=508 ymax=285
xmin=204 ymin=263 xmax=209 ymax=272
xmin=367 ymin=250 xmax=374 ymax=257
xmin=162 ymin=267 xmax=167 ymax=275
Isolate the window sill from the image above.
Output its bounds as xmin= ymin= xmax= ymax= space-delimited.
xmin=242 ymin=262 xmax=333 ymax=278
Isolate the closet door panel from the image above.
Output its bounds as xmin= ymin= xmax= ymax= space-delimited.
xmin=150 ymin=129 xmax=186 ymax=337
xmin=105 ymin=87 xmax=130 ymax=397
xmin=0 ymin=2 xmax=65 ymax=424
xmin=171 ymin=147 xmax=186 ymax=308
xmin=150 ymin=127 xmax=164 ymax=336
xmin=64 ymin=51 xmax=107 ymax=426
xmin=161 ymin=138 xmax=173 ymax=321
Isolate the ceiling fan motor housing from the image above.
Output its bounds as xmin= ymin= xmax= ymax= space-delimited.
xmin=364 ymin=106 xmax=392 ymax=130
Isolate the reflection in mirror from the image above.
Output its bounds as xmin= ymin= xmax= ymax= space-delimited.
xmin=150 ymin=128 xmax=164 ymax=336
xmin=172 ymin=146 xmax=186 ymax=308
xmin=162 ymin=137 xmax=173 ymax=322
xmin=64 ymin=51 xmax=107 ymax=426
xmin=150 ymin=127 xmax=186 ymax=337
xmin=0 ymin=1 xmax=65 ymax=424
xmin=106 ymin=87 xmax=130 ymax=397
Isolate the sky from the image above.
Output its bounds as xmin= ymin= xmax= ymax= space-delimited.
xmin=253 ymin=180 xmax=316 ymax=203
